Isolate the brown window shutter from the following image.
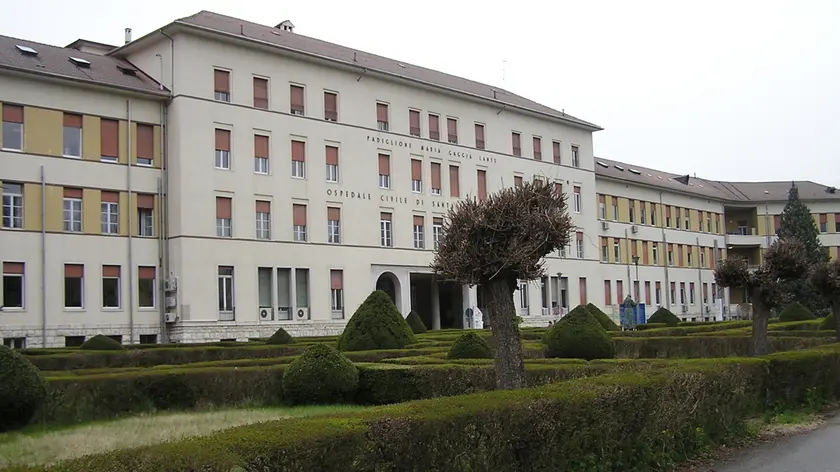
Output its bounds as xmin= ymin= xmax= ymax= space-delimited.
xmin=599 ymin=194 xmax=605 ymax=203
xmin=63 ymin=113 xmax=83 ymax=128
xmin=574 ymin=186 xmax=581 ymax=194
xmin=324 ymin=92 xmax=337 ymax=112
xmin=554 ymin=182 xmax=562 ymax=195
xmin=617 ymin=281 xmax=624 ymax=301
xmin=253 ymin=77 xmax=268 ymax=108
xmin=325 ymin=146 xmax=339 ymax=166
xmin=514 ymin=176 xmax=523 ymax=187
xmin=3 ymin=262 xmax=24 ymax=274
xmin=100 ymin=119 xmax=119 ymax=157
xmin=380 ymin=212 xmax=392 ymax=221
xmin=429 ymin=115 xmax=439 ymax=137
xmin=820 ymin=214 xmax=827 ymax=224
xmin=666 ymin=206 xmax=671 ymax=217
xmin=378 ymin=154 xmax=390 ymax=176
xmin=215 ymin=129 xmax=230 ymax=151
xmin=411 ymin=159 xmax=422 ymax=180
xmin=433 ymin=217 xmax=443 ymax=226
xmin=327 ymin=207 xmax=340 ymax=221
xmin=475 ymin=124 xmax=484 ymax=141
xmin=254 ymin=135 xmax=269 ymax=158
xmin=604 ymin=281 xmax=612 ymax=305
xmin=553 ymin=141 xmax=561 ymax=163
xmin=579 ymin=278 xmax=587 ymax=304
xmin=409 ymin=110 xmax=420 ymax=128
xmin=449 ymin=165 xmax=460 ymax=197
xmin=214 ymin=70 xmax=230 ymax=92
xmin=216 ymin=197 xmax=232 ymax=218
xmin=2 ymin=104 xmax=23 ymax=123
xmin=255 ymin=200 xmax=271 ymax=213
xmin=137 ymin=124 xmax=154 ymax=159
xmin=291 ymin=140 xmax=305 ymax=162
xmin=512 ymin=133 xmax=520 ymax=147
xmin=292 ymin=204 xmax=307 ymax=226
xmin=63 ymin=187 xmax=83 ymax=199
xmin=331 ymin=270 xmax=343 ymax=290
xmin=102 ymin=265 xmax=121 ymax=278
xmin=137 ymin=194 xmax=155 ymax=209
xmin=643 ymin=242 xmax=649 ymax=264
xmin=430 ymin=163 xmax=441 ymax=189
xmin=447 ymin=118 xmax=457 ymax=136
xmin=668 ymin=243 xmax=674 ymax=251
xmin=376 ymin=103 xmax=388 ymax=122
xmin=631 ymin=239 xmax=638 ymax=256
xmin=533 ymin=136 xmax=541 ymax=155
xmin=139 ymin=266 xmax=156 ymax=280
xmin=64 ymin=264 xmax=84 ymax=278
xmin=477 ymin=170 xmax=487 ymax=200
xmin=101 ymin=191 xmax=119 ymax=203
xmin=413 ymin=215 xmax=424 ymax=226
xmin=576 ymin=232 xmax=583 ymax=242
xmin=290 ymin=85 xmax=304 ymax=108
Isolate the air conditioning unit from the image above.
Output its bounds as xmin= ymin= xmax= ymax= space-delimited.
xmin=164 ymin=278 xmax=178 ymax=292
xmin=259 ymin=307 xmax=274 ymax=321
xmin=277 ymin=306 xmax=292 ymax=320
xmin=631 ymin=225 xmax=639 ymax=234
xmin=165 ymin=296 xmax=177 ymax=308
xmin=601 ymin=221 xmax=610 ymax=230
xmin=164 ymin=312 xmax=178 ymax=323
xmin=681 ymin=304 xmax=689 ymax=313
xmin=296 ymin=307 xmax=310 ymax=320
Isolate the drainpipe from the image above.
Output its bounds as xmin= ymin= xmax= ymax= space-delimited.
xmin=624 ymin=227 xmax=631 ymax=300
xmin=40 ymin=166 xmax=47 ymax=347
xmin=659 ymin=192 xmax=671 ymax=310
xmin=158 ymin=101 xmax=169 ymax=343
xmin=696 ymin=236 xmax=704 ymax=318
xmin=126 ymin=100 xmax=135 ymax=344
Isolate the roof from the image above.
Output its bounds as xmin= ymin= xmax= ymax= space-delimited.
xmin=595 ymin=156 xmax=840 ymax=203
xmin=65 ymin=38 xmax=118 ymax=52
xmin=129 ymin=10 xmax=601 ymax=131
xmin=0 ymin=35 xmax=167 ymax=96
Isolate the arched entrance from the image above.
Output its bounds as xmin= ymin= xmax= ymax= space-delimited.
xmin=375 ymin=272 xmax=401 ymax=310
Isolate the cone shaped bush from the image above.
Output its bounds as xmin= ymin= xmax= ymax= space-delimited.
xmin=543 ymin=305 xmax=615 ymax=360
xmin=779 ymin=301 xmax=816 ymax=322
xmin=448 ymin=332 xmax=493 ymax=359
xmin=80 ymin=334 xmax=124 ymax=350
xmin=647 ymin=307 xmax=681 ymax=326
xmin=820 ymin=313 xmax=835 ymax=330
xmin=266 ymin=327 xmax=293 ymax=345
xmin=406 ymin=311 xmax=428 ymax=334
xmin=282 ymin=344 xmax=359 ymax=405
xmin=585 ymin=303 xmax=619 ymax=331
xmin=337 ymin=290 xmax=415 ymax=351
xmin=0 ymin=346 xmax=47 ymax=431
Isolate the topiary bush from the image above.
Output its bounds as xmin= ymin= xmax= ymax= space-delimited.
xmin=406 ymin=311 xmax=428 ymax=334
xmin=80 ymin=334 xmax=124 ymax=350
xmin=448 ymin=332 xmax=493 ymax=359
xmin=779 ymin=301 xmax=816 ymax=322
xmin=337 ymin=290 xmax=415 ymax=351
xmin=820 ymin=313 xmax=835 ymax=330
xmin=282 ymin=344 xmax=359 ymax=405
xmin=647 ymin=307 xmax=681 ymax=326
xmin=543 ymin=306 xmax=615 ymax=360
xmin=585 ymin=303 xmax=620 ymax=331
xmin=266 ymin=327 xmax=293 ymax=345
xmin=0 ymin=346 xmax=47 ymax=431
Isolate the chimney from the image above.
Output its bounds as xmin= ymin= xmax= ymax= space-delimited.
xmin=124 ymin=28 xmax=132 ymax=45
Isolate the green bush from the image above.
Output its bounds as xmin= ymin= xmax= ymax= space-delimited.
xmin=544 ymin=306 xmax=615 ymax=360
xmin=821 ymin=313 xmax=836 ymax=331
xmin=337 ymin=290 xmax=415 ymax=351
xmin=779 ymin=301 xmax=816 ymax=322
xmin=282 ymin=344 xmax=359 ymax=405
xmin=448 ymin=332 xmax=493 ymax=359
xmin=635 ymin=322 xmax=668 ymax=331
xmin=80 ymin=334 xmax=125 ymax=351
xmin=266 ymin=327 xmax=294 ymax=345
xmin=586 ymin=303 xmax=619 ymax=331
xmin=647 ymin=308 xmax=681 ymax=326
xmin=613 ymin=335 xmax=832 ymax=358
xmin=0 ymin=346 xmax=47 ymax=431
xmin=405 ymin=311 xmax=428 ymax=334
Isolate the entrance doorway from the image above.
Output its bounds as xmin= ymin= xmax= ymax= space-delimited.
xmin=375 ymin=272 xmax=401 ymax=309
xmin=409 ymin=274 xmax=463 ymax=329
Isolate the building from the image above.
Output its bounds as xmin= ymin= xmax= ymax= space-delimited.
xmin=1 ymin=11 xmax=839 ymax=348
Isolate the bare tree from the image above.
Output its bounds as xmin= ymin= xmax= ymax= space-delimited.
xmin=714 ymin=239 xmax=808 ymax=355
xmin=431 ymin=179 xmax=573 ymax=389
xmin=809 ymin=260 xmax=840 ymax=342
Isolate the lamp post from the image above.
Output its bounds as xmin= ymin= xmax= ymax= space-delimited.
xmin=632 ymin=255 xmax=640 ymax=300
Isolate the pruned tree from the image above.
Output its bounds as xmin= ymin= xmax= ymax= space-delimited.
xmin=809 ymin=259 xmax=840 ymax=342
xmin=714 ymin=238 xmax=808 ymax=355
xmin=431 ymin=179 xmax=573 ymax=389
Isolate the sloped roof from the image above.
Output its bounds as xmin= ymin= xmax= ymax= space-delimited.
xmin=0 ymin=35 xmax=167 ymax=96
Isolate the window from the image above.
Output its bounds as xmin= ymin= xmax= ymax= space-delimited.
xmin=477 ymin=170 xmax=487 ymax=201
xmin=214 ymin=69 xmax=230 ymax=102
xmin=378 ymin=154 xmax=391 ymax=189
xmin=430 ymin=162 xmax=442 ymax=195
xmin=63 ymin=113 xmax=82 ymax=158
xmin=446 ymin=117 xmax=458 ymax=144
xmin=65 ymin=336 xmax=85 ymax=347
xmin=533 ymin=136 xmax=542 ymax=160
xmin=571 ymin=145 xmax=580 ymax=167
xmin=655 ymin=282 xmax=662 ymax=305
xmin=666 ymin=207 xmax=672 ymax=228
xmin=640 ymin=203 xmax=647 ymax=225
xmin=330 ymin=270 xmax=344 ymax=319
xmin=2 ymin=182 xmax=23 ymax=229
xmin=576 ymin=232 xmax=584 ymax=258
xmin=579 ymin=277 xmax=588 ymax=304
xmin=140 ymin=334 xmax=157 ymax=345
xmin=291 ymin=140 xmax=306 ymax=178
xmin=519 ymin=282 xmax=529 ymax=312
xmin=408 ymin=109 xmax=421 ymax=136
xmin=413 ymin=215 xmax=425 ymax=249
xmin=604 ymin=280 xmax=612 ymax=305
xmin=687 ymin=248 xmax=693 ymax=267
xmin=64 ymin=264 xmax=84 ymax=309
xmin=676 ymin=209 xmax=682 ymax=229
xmin=254 ymin=134 xmax=269 ymax=174
xmin=429 ymin=114 xmax=440 ymax=140
xmin=136 ymin=124 xmax=154 ymax=166
xmin=253 ymin=77 xmax=269 ymax=109
xmin=100 ymin=119 xmax=119 ymax=162
xmin=218 ymin=266 xmax=234 ymax=320
xmin=670 ymin=282 xmax=676 ymax=305
xmin=573 ymin=186 xmax=582 ymax=213
xmin=139 ymin=266 xmax=156 ymax=308
xmin=258 ymin=266 xmax=272 ymax=310
xmin=102 ymin=265 xmax=120 ymax=308
xmin=511 ymin=132 xmax=521 ymax=156
xmin=475 ymin=124 xmax=485 ymax=149
xmin=629 ymin=200 xmax=636 ymax=223
xmin=598 ymin=195 xmax=606 ymax=220
xmin=515 ymin=176 xmax=523 ymax=187
xmin=3 ymin=337 xmax=25 ymax=349
xmin=689 ymin=282 xmax=696 ymax=305
xmin=680 ymin=283 xmax=686 ymax=305
xmin=324 ymin=91 xmax=338 ymax=121
xmin=256 ymin=200 xmax=271 ymax=239
xmin=707 ymin=213 xmax=713 ymax=233
xmin=652 ymin=243 xmax=660 ymax=265
xmin=613 ymin=240 xmax=621 ymax=262
xmin=215 ymin=129 xmax=231 ymax=169
xmin=2 ymin=104 xmax=23 ymax=151
xmin=101 ymin=192 xmax=119 ymax=234
xmin=617 ymin=280 xmax=624 ymax=302
xmin=327 ymin=207 xmax=341 ymax=243
xmin=612 ymin=198 xmax=619 ymax=221
xmin=326 ymin=145 xmax=339 ymax=182
xmin=552 ymin=141 xmax=561 ymax=164
xmin=290 ymin=85 xmax=305 ymax=115
xmin=601 ymin=239 xmax=608 ymax=262
xmin=2 ymin=262 xmax=24 ymax=309
xmin=63 ymin=188 xmax=83 ymax=232
xmin=819 ymin=214 xmax=827 ymax=233
xmin=137 ymin=194 xmax=154 ymax=236
xmin=411 ymin=159 xmax=422 ymax=193
xmin=296 ymin=268 xmax=310 ymax=311
xmin=684 ymin=210 xmax=690 ymax=230
xmin=449 ymin=165 xmax=460 ymax=197
xmin=376 ymin=103 xmax=389 ymax=131
xmin=651 ymin=204 xmax=657 ymax=226
xmin=667 ymin=244 xmax=674 ymax=266
xmin=433 ymin=217 xmax=443 ymax=250
xmin=380 ymin=212 xmax=393 ymax=247
xmin=216 ymin=196 xmax=232 ymax=237
xmin=292 ymin=204 xmax=307 ymax=241
xmin=700 ymin=249 xmax=707 ymax=268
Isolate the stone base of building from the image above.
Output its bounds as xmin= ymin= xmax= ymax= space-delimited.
xmin=166 ymin=320 xmax=348 ymax=343
xmin=1 ymin=324 xmax=161 ymax=349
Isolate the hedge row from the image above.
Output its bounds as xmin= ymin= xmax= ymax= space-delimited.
xmin=34 ymin=346 xmax=840 ymax=472
xmin=612 ymin=335 xmax=833 ymax=358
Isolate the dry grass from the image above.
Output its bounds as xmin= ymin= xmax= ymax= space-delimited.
xmin=0 ymin=405 xmax=364 ymax=468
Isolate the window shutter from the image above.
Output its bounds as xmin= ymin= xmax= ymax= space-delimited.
xmin=291 ymin=140 xmax=305 ymax=162
xmin=255 ymin=135 xmax=269 ymax=158
xmin=215 ymin=197 xmax=231 ymax=218
xmin=378 ymin=154 xmax=390 ymax=175
xmin=255 ymin=200 xmax=271 ymax=213
xmin=411 ymin=159 xmax=422 ymax=180
xmin=215 ymin=129 xmax=231 ymax=151
xmin=327 ymin=207 xmax=340 ymax=221
xmin=331 ymin=270 xmax=343 ymax=290
xmin=139 ymin=266 xmax=156 ymax=280
xmin=137 ymin=124 xmax=154 ymax=159
xmin=100 ymin=119 xmax=119 ymax=157
xmin=214 ymin=70 xmax=230 ymax=92
xmin=325 ymin=146 xmax=338 ymax=166
xmin=293 ymin=204 xmax=307 ymax=225
xmin=430 ymin=163 xmax=441 ymax=189
xmin=2 ymin=104 xmax=23 ymax=123
xmin=137 ymin=194 xmax=155 ymax=209
xmin=64 ymin=264 xmax=84 ymax=278
xmin=63 ymin=113 xmax=82 ymax=128
xmin=477 ymin=170 xmax=487 ymax=200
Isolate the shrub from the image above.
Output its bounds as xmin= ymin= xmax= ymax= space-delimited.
xmin=820 ymin=313 xmax=835 ymax=331
xmin=266 ymin=327 xmax=294 ymax=345
xmin=80 ymin=334 xmax=124 ymax=351
xmin=585 ymin=303 xmax=619 ymax=331
xmin=283 ymin=344 xmax=359 ymax=405
xmin=647 ymin=308 xmax=681 ymax=326
xmin=0 ymin=346 xmax=47 ymax=431
xmin=405 ymin=311 xmax=428 ymax=334
xmin=779 ymin=301 xmax=816 ymax=322
xmin=448 ymin=332 xmax=493 ymax=359
xmin=635 ymin=322 xmax=669 ymax=331
xmin=543 ymin=306 xmax=615 ymax=360
xmin=337 ymin=290 xmax=415 ymax=351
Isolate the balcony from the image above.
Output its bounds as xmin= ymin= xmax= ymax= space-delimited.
xmin=724 ymin=227 xmax=767 ymax=247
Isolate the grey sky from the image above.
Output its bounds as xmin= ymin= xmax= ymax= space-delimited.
xmin=4 ymin=0 xmax=837 ymax=185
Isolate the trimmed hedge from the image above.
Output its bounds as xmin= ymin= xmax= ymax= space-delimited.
xmin=585 ymin=303 xmax=620 ymax=331
xmin=406 ymin=311 xmax=428 ymax=334
xmin=779 ymin=301 xmax=816 ymax=322
xmin=447 ymin=332 xmax=492 ymax=359
xmin=338 ymin=290 xmax=416 ymax=351
xmin=635 ymin=322 xmax=668 ymax=331
xmin=266 ymin=327 xmax=293 ymax=345
xmin=282 ymin=345 xmax=358 ymax=405
xmin=544 ymin=305 xmax=615 ymax=360
xmin=619 ymin=320 xmax=753 ymax=337
xmin=647 ymin=307 xmax=681 ymax=326
xmin=80 ymin=335 xmax=124 ymax=351
xmin=0 ymin=346 xmax=47 ymax=431
xmin=821 ymin=313 xmax=836 ymax=331
xmin=613 ymin=335 xmax=833 ymax=358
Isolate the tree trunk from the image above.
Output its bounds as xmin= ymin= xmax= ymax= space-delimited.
xmin=484 ymin=278 xmax=526 ymax=390
xmin=750 ymin=289 xmax=770 ymax=356
xmin=833 ymin=300 xmax=840 ymax=343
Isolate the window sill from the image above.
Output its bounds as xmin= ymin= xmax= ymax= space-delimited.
xmin=215 ymin=167 xmax=231 ymax=171
xmin=255 ymin=171 xmax=269 ymax=176
xmin=379 ymin=186 xmax=391 ymax=190
xmin=136 ymin=163 xmax=154 ymax=168
xmin=1 ymin=147 xmax=23 ymax=152
xmin=102 ymin=307 xmax=123 ymax=312
xmin=1 ymin=226 xmax=24 ymax=231
xmin=63 ymin=308 xmax=85 ymax=312
xmin=326 ymin=179 xmax=338 ymax=184
xmin=63 ymin=155 xmax=83 ymax=159
xmin=291 ymin=175 xmax=306 ymax=180
xmin=0 ymin=308 xmax=26 ymax=313
xmin=138 ymin=307 xmax=157 ymax=312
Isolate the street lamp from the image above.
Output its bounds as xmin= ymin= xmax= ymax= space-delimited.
xmin=631 ymin=255 xmax=640 ymax=300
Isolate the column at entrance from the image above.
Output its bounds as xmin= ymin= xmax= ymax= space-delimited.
xmin=431 ymin=281 xmax=441 ymax=330
xmin=462 ymin=285 xmax=477 ymax=328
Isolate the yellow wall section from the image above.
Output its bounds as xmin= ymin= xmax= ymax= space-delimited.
xmin=656 ymin=204 xmax=664 ymax=227
xmin=24 ymin=107 xmax=62 ymax=156
xmin=607 ymin=237 xmax=615 ymax=263
xmin=82 ymin=189 xmax=100 ymax=234
xmin=82 ymin=115 xmax=101 ymax=161
xmin=130 ymin=122 xmax=138 ymax=164
xmin=118 ymin=121 xmax=128 ymax=164
xmin=22 ymin=183 xmax=42 ymax=231
xmin=153 ymin=125 xmax=162 ymax=168
xmin=830 ymin=247 xmax=838 ymax=261
xmin=119 ymin=192 xmax=129 ymax=236
xmin=45 ymin=185 xmax=63 ymax=232
xmin=618 ymin=198 xmax=630 ymax=223
xmin=689 ymin=210 xmax=699 ymax=232
xmin=829 ymin=213 xmax=837 ymax=232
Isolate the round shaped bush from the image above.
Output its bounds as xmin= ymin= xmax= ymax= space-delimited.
xmin=405 ymin=311 xmax=428 ymax=334
xmin=266 ymin=327 xmax=293 ymax=345
xmin=448 ymin=332 xmax=493 ymax=359
xmin=585 ymin=303 xmax=619 ymax=331
xmin=80 ymin=334 xmax=124 ymax=350
xmin=282 ymin=344 xmax=359 ymax=405
xmin=778 ymin=301 xmax=816 ymax=322
xmin=337 ymin=290 xmax=415 ymax=351
xmin=820 ymin=313 xmax=835 ymax=331
xmin=647 ymin=308 xmax=681 ymax=326
xmin=543 ymin=306 xmax=615 ymax=360
xmin=0 ymin=346 xmax=47 ymax=431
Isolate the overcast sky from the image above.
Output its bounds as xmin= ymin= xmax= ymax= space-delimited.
xmin=4 ymin=0 xmax=838 ymax=185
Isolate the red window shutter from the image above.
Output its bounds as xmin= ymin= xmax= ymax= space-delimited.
xmin=253 ymin=77 xmax=268 ymax=109
xmin=820 ymin=214 xmax=827 ymax=224
xmin=430 ymin=163 xmax=441 ymax=190
xmin=2 ymin=104 xmax=23 ymax=123
xmin=576 ymin=232 xmax=583 ymax=243
xmin=325 ymin=146 xmax=338 ymax=166
xmin=255 ymin=200 xmax=271 ymax=213
xmin=447 ymin=118 xmax=457 ymax=135
xmin=216 ymin=197 xmax=232 ymax=218
xmin=604 ymin=281 xmax=612 ymax=305
xmin=378 ymin=154 xmax=390 ymax=176
xmin=214 ymin=70 xmax=230 ymax=92
xmin=63 ymin=113 xmax=82 ymax=128
xmin=554 ymin=182 xmax=562 ymax=195
xmin=63 ymin=187 xmax=83 ymax=199
xmin=617 ymin=281 xmax=624 ymax=301
xmin=101 ymin=191 xmax=119 ymax=203
xmin=409 ymin=110 xmax=421 ymax=135
xmin=327 ymin=207 xmax=340 ymax=221
xmin=645 ymin=282 xmax=651 ymax=304
xmin=380 ymin=212 xmax=392 ymax=221
xmin=433 ymin=217 xmax=443 ymax=226
xmin=331 ymin=270 xmax=343 ymax=290
xmin=293 ymin=204 xmax=307 ymax=226
xmin=64 ymin=264 xmax=84 ymax=278
xmin=215 ymin=129 xmax=230 ymax=151
xmin=449 ymin=166 xmax=460 ymax=197
xmin=579 ymin=278 xmax=587 ymax=304
xmin=429 ymin=115 xmax=440 ymax=138
xmin=411 ymin=159 xmax=422 ymax=180
xmin=100 ymin=119 xmax=119 ymax=158
xmin=137 ymin=124 xmax=154 ymax=160
xmin=102 ymin=265 xmax=121 ymax=277
xmin=413 ymin=215 xmax=424 ymax=226
xmin=533 ymin=136 xmax=542 ymax=160
xmin=574 ymin=186 xmax=581 ymax=195
xmin=3 ymin=262 xmax=24 ymax=274
xmin=291 ymin=140 xmax=305 ymax=162
xmin=324 ymin=92 xmax=337 ymax=112
xmin=643 ymin=242 xmax=649 ymax=264
xmin=666 ymin=206 xmax=672 ymax=217
xmin=552 ymin=141 xmax=561 ymax=163
xmin=139 ymin=266 xmax=156 ymax=280
xmin=137 ymin=194 xmax=155 ymax=209
xmin=376 ymin=103 xmax=388 ymax=122
xmin=255 ymin=135 xmax=269 ymax=158
xmin=290 ymin=85 xmax=305 ymax=110
xmin=477 ymin=170 xmax=487 ymax=200
xmin=514 ymin=176 xmax=523 ymax=187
